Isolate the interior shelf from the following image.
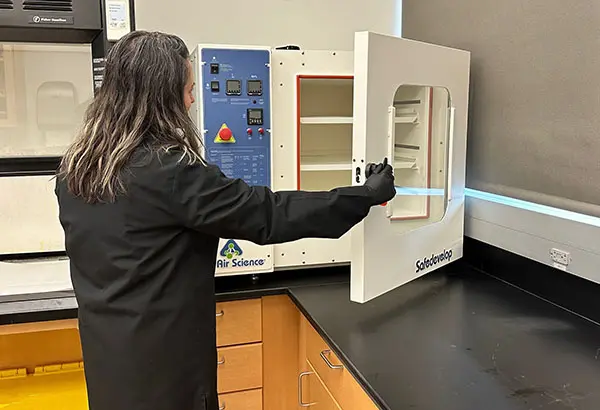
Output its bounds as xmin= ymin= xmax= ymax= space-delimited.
xmin=394 ymin=114 xmax=419 ymax=124
xmin=394 ymin=155 xmax=418 ymax=169
xmin=394 ymin=105 xmax=420 ymax=124
xmin=298 ymin=77 xmax=353 ymax=87
xmin=300 ymin=149 xmax=352 ymax=172
xmin=300 ymin=169 xmax=352 ymax=191
xmin=300 ymin=162 xmax=352 ymax=171
xmin=300 ymin=116 xmax=353 ymax=125
xmin=299 ymin=114 xmax=416 ymax=124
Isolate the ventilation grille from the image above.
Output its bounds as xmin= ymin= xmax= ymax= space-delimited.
xmin=0 ymin=0 xmax=14 ymax=10
xmin=23 ymin=0 xmax=73 ymax=12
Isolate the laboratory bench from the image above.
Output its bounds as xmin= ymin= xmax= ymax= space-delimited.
xmin=2 ymin=245 xmax=600 ymax=410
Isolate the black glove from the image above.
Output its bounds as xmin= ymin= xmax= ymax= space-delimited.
xmin=364 ymin=157 xmax=396 ymax=205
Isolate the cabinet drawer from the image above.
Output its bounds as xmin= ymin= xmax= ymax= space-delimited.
xmin=217 ymin=343 xmax=263 ymax=394
xmin=216 ymin=299 xmax=262 ymax=347
xmin=299 ymin=361 xmax=341 ymax=410
xmin=218 ymin=388 xmax=262 ymax=410
xmin=305 ymin=320 xmax=377 ymax=410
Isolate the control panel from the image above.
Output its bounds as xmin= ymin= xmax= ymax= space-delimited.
xmin=199 ymin=48 xmax=272 ymax=188
xmin=192 ymin=46 xmax=274 ymax=277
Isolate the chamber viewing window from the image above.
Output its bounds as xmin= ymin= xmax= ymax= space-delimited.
xmin=387 ymin=85 xmax=451 ymax=227
xmin=0 ymin=43 xmax=94 ymax=167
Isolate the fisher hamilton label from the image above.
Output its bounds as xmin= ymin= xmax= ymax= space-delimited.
xmin=29 ymin=15 xmax=74 ymax=25
xmin=415 ymin=249 xmax=453 ymax=273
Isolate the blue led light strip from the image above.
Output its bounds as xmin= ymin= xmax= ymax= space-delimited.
xmin=394 ymin=187 xmax=445 ymax=196
xmin=465 ymin=188 xmax=600 ymax=227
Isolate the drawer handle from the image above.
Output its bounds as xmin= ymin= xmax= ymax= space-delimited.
xmin=219 ymin=403 xmax=226 ymax=410
xmin=217 ymin=357 xmax=225 ymax=365
xmin=320 ymin=350 xmax=343 ymax=369
xmin=216 ymin=310 xmax=224 ymax=317
xmin=298 ymin=371 xmax=316 ymax=407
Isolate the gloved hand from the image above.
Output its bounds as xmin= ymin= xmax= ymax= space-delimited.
xmin=364 ymin=158 xmax=396 ymax=206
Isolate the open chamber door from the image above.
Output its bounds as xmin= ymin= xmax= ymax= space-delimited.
xmin=350 ymin=32 xmax=470 ymax=303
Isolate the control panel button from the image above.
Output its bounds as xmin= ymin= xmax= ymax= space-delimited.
xmin=246 ymin=128 xmax=253 ymax=135
xmin=210 ymin=63 xmax=219 ymax=74
xmin=210 ymin=81 xmax=220 ymax=92
xmin=219 ymin=127 xmax=233 ymax=141
xmin=258 ymin=128 xmax=264 ymax=135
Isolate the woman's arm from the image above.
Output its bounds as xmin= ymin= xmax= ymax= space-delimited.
xmin=173 ymin=161 xmax=394 ymax=245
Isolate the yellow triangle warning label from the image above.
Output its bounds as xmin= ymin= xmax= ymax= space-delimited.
xmin=214 ymin=123 xmax=236 ymax=143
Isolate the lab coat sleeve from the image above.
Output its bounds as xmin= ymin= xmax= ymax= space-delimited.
xmin=173 ymin=161 xmax=374 ymax=245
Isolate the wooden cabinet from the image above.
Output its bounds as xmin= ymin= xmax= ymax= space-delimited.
xmin=0 ymin=319 xmax=82 ymax=373
xmin=216 ymin=298 xmax=262 ymax=347
xmin=260 ymin=295 xmax=379 ymax=410
xmin=299 ymin=361 xmax=341 ymax=410
xmin=0 ymin=295 xmax=378 ymax=410
xmin=299 ymin=316 xmax=379 ymax=410
xmin=217 ymin=343 xmax=263 ymax=394
xmin=215 ymin=299 xmax=264 ymax=408
xmin=218 ymin=389 xmax=262 ymax=410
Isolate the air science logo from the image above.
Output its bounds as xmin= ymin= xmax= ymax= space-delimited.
xmin=216 ymin=240 xmax=266 ymax=269
xmin=415 ymin=249 xmax=453 ymax=273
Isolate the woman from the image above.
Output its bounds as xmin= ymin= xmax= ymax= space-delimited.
xmin=55 ymin=31 xmax=395 ymax=410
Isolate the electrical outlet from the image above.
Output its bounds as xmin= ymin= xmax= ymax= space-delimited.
xmin=550 ymin=248 xmax=571 ymax=266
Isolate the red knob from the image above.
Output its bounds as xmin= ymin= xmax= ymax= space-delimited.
xmin=258 ymin=128 xmax=264 ymax=135
xmin=219 ymin=127 xmax=232 ymax=141
xmin=246 ymin=128 xmax=253 ymax=135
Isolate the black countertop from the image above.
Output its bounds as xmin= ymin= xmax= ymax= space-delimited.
xmin=2 ymin=263 xmax=600 ymax=410
xmin=287 ymin=266 xmax=600 ymax=410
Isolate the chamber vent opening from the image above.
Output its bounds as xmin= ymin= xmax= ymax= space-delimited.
xmin=23 ymin=0 xmax=73 ymax=12
xmin=0 ymin=0 xmax=14 ymax=10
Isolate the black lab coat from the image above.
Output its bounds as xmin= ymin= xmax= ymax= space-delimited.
xmin=55 ymin=148 xmax=375 ymax=410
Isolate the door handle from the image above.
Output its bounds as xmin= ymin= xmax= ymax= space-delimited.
xmin=320 ymin=349 xmax=343 ymax=369
xmin=385 ymin=106 xmax=396 ymax=216
xmin=216 ymin=310 xmax=224 ymax=317
xmin=217 ymin=357 xmax=225 ymax=365
xmin=446 ymin=106 xmax=456 ymax=203
xmin=298 ymin=371 xmax=316 ymax=407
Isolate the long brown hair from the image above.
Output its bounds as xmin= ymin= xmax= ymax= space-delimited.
xmin=59 ymin=30 xmax=203 ymax=203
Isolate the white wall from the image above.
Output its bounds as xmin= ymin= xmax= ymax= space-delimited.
xmin=465 ymin=190 xmax=600 ymax=286
xmin=134 ymin=0 xmax=402 ymax=50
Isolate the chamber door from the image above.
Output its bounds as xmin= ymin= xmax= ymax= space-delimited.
xmin=350 ymin=32 xmax=470 ymax=303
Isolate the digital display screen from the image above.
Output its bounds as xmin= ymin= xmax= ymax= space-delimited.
xmin=247 ymin=109 xmax=263 ymax=125
xmin=248 ymin=109 xmax=262 ymax=119
xmin=226 ymin=80 xmax=241 ymax=95
xmin=247 ymin=80 xmax=262 ymax=96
